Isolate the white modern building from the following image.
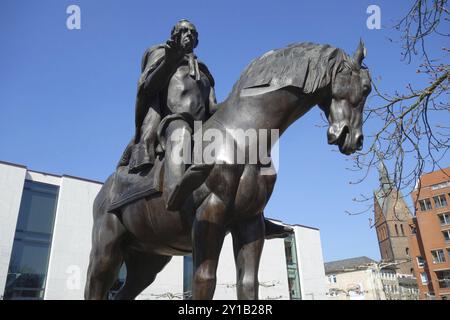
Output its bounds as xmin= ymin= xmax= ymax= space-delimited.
xmin=0 ymin=160 xmax=327 ymax=300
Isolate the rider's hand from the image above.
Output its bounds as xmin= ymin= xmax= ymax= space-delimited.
xmin=165 ymin=39 xmax=184 ymax=64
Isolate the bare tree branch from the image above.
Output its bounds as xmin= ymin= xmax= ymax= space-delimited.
xmin=349 ymin=0 xmax=449 ymax=218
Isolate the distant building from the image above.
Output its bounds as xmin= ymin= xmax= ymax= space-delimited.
xmin=408 ymin=167 xmax=450 ymax=300
xmin=324 ymin=256 xmax=419 ymax=300
xmin=379 ymin=265 xmax=419 ymax=300
xmin=373 ymin=161 xmax=414 ymax=276
xmin=0 ymin=160 xmax=327 ymax=300
xmin=325 ymin=256 xmax=386 ymax=300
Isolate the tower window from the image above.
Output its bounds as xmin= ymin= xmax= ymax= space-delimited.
xmin=417 ymin=256 xmax=425 ymax=268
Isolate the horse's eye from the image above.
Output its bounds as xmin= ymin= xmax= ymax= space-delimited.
xmin=362 ymin=85 xmax=371 ymax=94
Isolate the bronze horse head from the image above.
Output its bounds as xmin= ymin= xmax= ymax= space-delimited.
xmin=320 ymin=40 xmax=371 ymax=155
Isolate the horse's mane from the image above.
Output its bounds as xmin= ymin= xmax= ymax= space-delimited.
xmin=233 ymin=42 xmax=351 ymax=95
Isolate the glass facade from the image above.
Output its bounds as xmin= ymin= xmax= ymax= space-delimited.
xmin=183 ymin=255 xmax=193 ymax=300
xmin=4 ymin=181 xmax=59 ymax=300
xmin=284 ymin=234 xmax=301 ymax=300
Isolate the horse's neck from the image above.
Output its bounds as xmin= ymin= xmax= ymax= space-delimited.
xmin=213 ymin=87 xmax=317 ymax=135
xmin=201 ymin=89 xmax=318 ymax=168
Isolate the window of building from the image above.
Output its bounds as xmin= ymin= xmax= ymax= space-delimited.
xmin=395 ymin=224 xmax=399 ymax=236
xmin=410 ymin=224 xmax=417 ymax=234
xmin=406 ymin=247 xmax=410 ymax=256
xmin=400 ymin=224 xmax=405 ymax=236
xmin=431 ymin=181 xmax=450 ymax=190
xmin=327 ymin=275 xmax=337 ymax=284
xmin=420 ymin=272 xmax=428 ymax=284
xmin=433 ymin=194 xmax=448 ymax=209
xmin=442 ymin=230 xmax=450 ymax=243
xmin=438 ymin=213 xmax=450 ymax=226
xmin=447 ymin=248 xmax=450 ymax=261
xmin=435 ymin=270 xmax=450 ymax=289
xmin=284 ymin=235 xmax=301 ymax=300
xmin=419 ymin=198 xmax=432 ymax=211
xmin=431 ymin=249 xmax=446 ymax=264
xmin=417 ymin=256 xmax=426 ymax=268
xmin=183 ymin=255 xmax=193 ymax=300
xmin=4 ymin=181 xmax=59 ymax=300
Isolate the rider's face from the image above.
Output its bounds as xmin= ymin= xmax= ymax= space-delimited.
xmin=177 ymin=22 xmax=197 ymax=53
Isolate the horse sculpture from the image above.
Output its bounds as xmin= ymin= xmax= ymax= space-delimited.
xmin=85 ymin=41 xmax=372 ymax=300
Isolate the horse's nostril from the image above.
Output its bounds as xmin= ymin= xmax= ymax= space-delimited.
xmin=356 ymin=134 xmax=364 ymax=150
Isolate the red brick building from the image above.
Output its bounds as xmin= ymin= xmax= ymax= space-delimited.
xmin=408 ymin=167 xmax=450 ymax=300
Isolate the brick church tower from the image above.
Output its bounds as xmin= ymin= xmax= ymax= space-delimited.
xmin=373 ymin=161 xmax=414 ymax=276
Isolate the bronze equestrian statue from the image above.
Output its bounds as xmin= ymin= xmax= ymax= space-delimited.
xmin=85 ymin=20 xmax=372 ymax=300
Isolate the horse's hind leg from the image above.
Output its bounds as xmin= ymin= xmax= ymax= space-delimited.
xmin=113 ymin=251 xmax=172 ymax=300
xmin=231 ymin=214 xmax=265 ymax=300
xmin=84 ymin=212 xmax=126 ymax=300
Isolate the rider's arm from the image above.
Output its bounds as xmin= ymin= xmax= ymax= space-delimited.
xmin=134 ymin=47 xmax=174 ymax=142
xmin=139 ymin=44 xmax=183 ymax=96
xmin=208 ymin=86 xmax=219 ymax=115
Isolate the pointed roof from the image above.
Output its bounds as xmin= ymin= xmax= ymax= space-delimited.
xmin=374 ymin=160 xmax=394 ymax=217
xmin=378 ymin=160 xmax=392 ymax=192
xmin=374 ymin=160 xmax=412 ymax=219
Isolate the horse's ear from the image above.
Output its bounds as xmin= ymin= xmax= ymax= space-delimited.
xmin=353 ymin=39 xmax=366 ymax=68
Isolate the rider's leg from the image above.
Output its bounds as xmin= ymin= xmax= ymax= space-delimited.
xmin=163 ymin=119 xmax=192 ymax=210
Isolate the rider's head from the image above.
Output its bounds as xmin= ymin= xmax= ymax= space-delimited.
xmin=171 ymin=19 xmax=198 ymax=53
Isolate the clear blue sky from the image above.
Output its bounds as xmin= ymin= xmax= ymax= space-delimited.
xmin=0 ymin=0 xmax=447 ymax=262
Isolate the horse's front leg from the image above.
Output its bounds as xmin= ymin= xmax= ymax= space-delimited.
xmin=231 ymin=213 xmax=265 ymax=300
xmin=191 ymin=193 xmax=227 ymax=300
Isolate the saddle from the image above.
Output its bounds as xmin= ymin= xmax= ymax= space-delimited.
xmin=107 ymin=156 xmax=164 ymax=213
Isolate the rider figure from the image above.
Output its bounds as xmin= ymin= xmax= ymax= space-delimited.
xmin=118 ymin=19 xmax=217 ymax=210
